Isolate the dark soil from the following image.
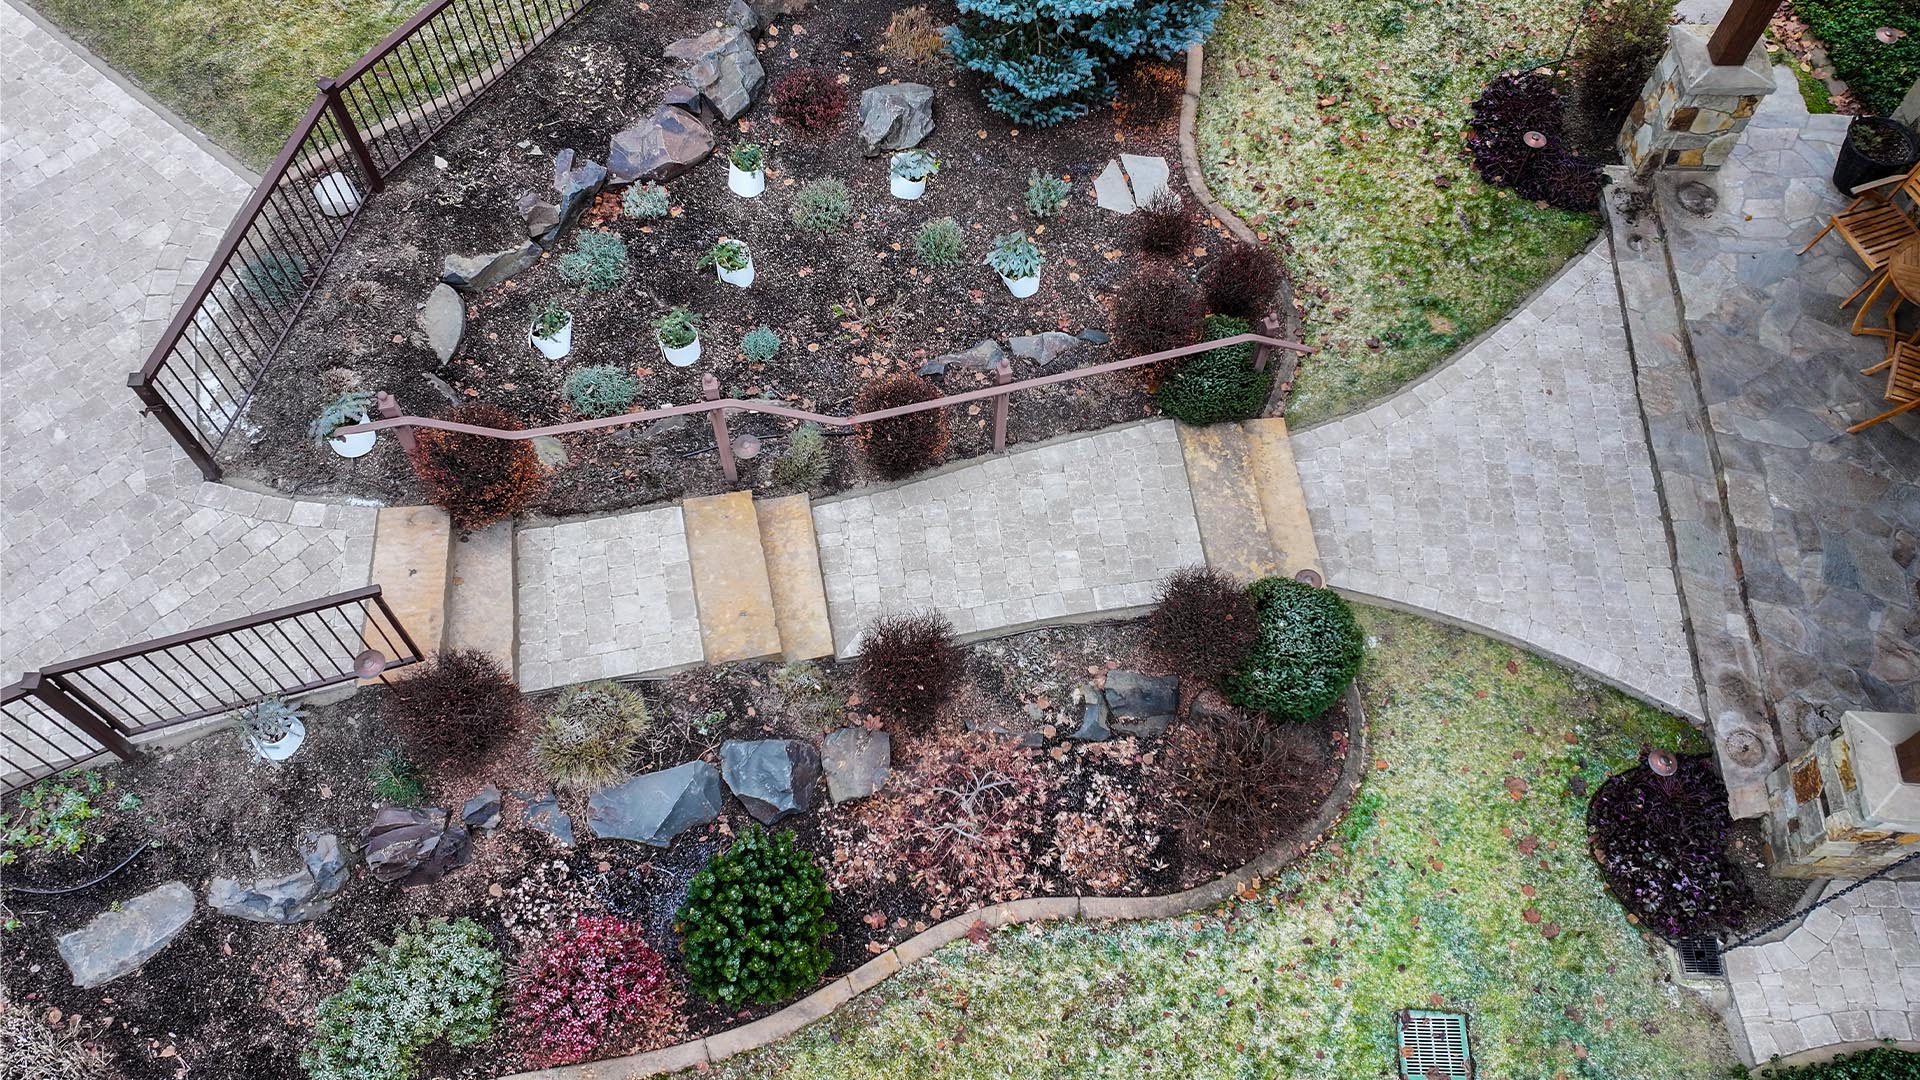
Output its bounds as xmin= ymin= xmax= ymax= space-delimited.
xmin=227 ymin=0 xmax=1207 ymax=518
xmin=0 ymin=618 xmax=1342 ymax=1080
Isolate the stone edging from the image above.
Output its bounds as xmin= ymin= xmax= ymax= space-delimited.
xmin=1178 ymin=43 xmax=1259 ymax=247
xmin=499 ymin=683 xmax=1370 ymax=1080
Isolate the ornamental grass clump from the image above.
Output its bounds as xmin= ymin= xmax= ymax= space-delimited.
xmin=557 ymin=231 xmax=630 ymax=290
xmin=774 ymin=422 xmax=830 ymax=489
xmin=854 ymin=610 xmax=964 ymax=729
xmin=1144 ymin=566 xmax=1259 ymax=688
xmin=532 ymin=681 xmax=650 ymax=790
xmin=511 ymin=916 xmax=685 ymax=1067
xmin=1587 ymin=750 xmax=1753 ymax=938
xmin=913 ymin=216 xmax=966 ymax=268
xmin=851 ymin=373 xmax=948 ymax=479
xmin=407 ymin=402 xmax=544 ymax=531
xmin=383 ymin=648 xmax=526 ymax=766
xmin=303 ymin=918 xmax=503 ymax=1080
xmin=563 ymin=365 xmax=639 ymax=418
xmin=1226 ymin=577 xmax=1364 ymax=723
xmin=1157 ymin=314 xmax=1273 ymax=425
xmin=791 ymin=178 xmax=854 ymax=236
xmin=677 ymin=825 xmax=835 ymax=1007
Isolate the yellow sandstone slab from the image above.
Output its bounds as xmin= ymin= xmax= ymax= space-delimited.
xmin=682 ymin=491 xmax=782 ymax=664
xmin=755 ymin=495 xmax=835 ymax=661
xmin=1175 ymin=421 xmax=1285 ymax=583
xmin=363 ymin=505 xmax=451 ymax=677
xmin=445 ymin=520 xmax=517 ymax=677
xmin=1244 ymin=418 xmax=1324 ymax=579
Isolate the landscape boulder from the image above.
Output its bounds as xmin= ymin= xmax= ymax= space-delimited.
xmin=607 ymin=106 xmax=715 ymax=184
xmin=588 ymin=760 xmax=723 ymax=847
xmin=517 ymin=149 xmax=608 ymax=248
xmin=1072 ymin=684 xmax=1111 ymax=741
xmin=857 ymin=83 xmax=935 ymax=156
xmin=441 ymin=242 xmax=541 ymax=292
xmin=362 ymin=806 xmax=471 ymax=886
xmin=662 ymin=84 xmax=722 ymax=126
xmin=723 ymin=0 xmax=758 ymax=35
xmin=720 ymin=739 xmax=822 ymax=823
xmin=746 ymin=0 xmax=805 ymax=26
xmin=57 ymin=881 xmax=195 ymax=988
xmin=462 ymin=784 xmax=502 ymax=831
xmin=522 ymin=792 xmax=575 ymax=846
xmin=1103 ymin=670 xmax=1179 ymax=737
xmin=208 ymin=832 xmax=349 ymax=924
xmin=664 ymin=26 xmax=765 ymax=121
xmin=921 ymin=339 xmax=1005 ymax=377
xmin=1009 ymin=331 xmax=1080 ymax=366
xmin=822 ymin=727 xmax=890 ymax=803
xmin=418 ymin=283 xmax=464 ymax=365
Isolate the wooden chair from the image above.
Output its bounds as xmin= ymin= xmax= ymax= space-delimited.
xmin=1849 ymin=326 xmax=1920 ymax=432
xmin=1799 ymin=168 xmax=1920 ymax=308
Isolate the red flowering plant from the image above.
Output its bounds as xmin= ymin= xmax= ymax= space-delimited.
xmin=511 ymin=916 xmax=685 ymax=1068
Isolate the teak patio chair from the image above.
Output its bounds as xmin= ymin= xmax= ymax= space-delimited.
xmin=1849 ymin=326 xmax=1920 ymax=433
xmin=1799 ymin=167 xmax=1920 ymax=308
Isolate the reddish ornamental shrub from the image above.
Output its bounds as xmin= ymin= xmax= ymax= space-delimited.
xmin=1144 ymin=566 xmax=1259 ymax=688
xmin=852 ymin=373 xmax=948 ymax=480
xmin=1199 ymin=241 xmax=1287 ymax=319
xmin=1131 ymin=189 xmax=1197 ymax=257
xmin=854 ymin=610 xmax=964 ymax=728
xmin=1587 ymin=750 xmax=1753 ymax=938
xmin=1111 ymin=266 xmax=1204 ymax=375
xmin=408 ymin=403 xmax=545 ymax=531
xmin=772 ymin=67 xmax=850 ymax=134
xmin=383 ymin=648 xmax=526 ymax=764
xmin=512 ymin=916 xmax=685 ymax=1068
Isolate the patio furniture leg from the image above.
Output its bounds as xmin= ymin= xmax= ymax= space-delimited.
xmin=1798 ymin=221 xmax=1834 ymax=254
xmin=1846 ymin=397 xmax=1920 ymax=433
xmin=1842 ymin=269 xmax=1885 ymax=311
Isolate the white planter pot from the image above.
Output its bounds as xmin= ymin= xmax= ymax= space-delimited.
xmin=328 ymin=412 xmax=377 ymax=459
xmin=313 ymin=171 xmax=361 ymax=217
xmin=659 ymin=333 xmax=702 ymax=367
xmin=999 ymin=272 xmax=1041 ymax=299
xmin=251 ymin=717 xmax=306 ymax=762
xmin=728 ymin=163 xmax=765 ymax=198
xmin=716 ymin=254 xmax=756 ymax=289
xmin=529 ymin=317 xmax=573 ymax=360
xmin=890 ymin=174 xmax=927 ymax=200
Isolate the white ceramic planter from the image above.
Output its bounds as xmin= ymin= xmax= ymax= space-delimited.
xmin=328 ymin=412 xmax=377 ymax=459
xmin=716 ymin=254 xmax=756 ymax=289
xmin=313 ymin=171 xmax=361 ymax=217
xmin=728 ymin=163 xmax=766 ymax=198
xmin=999 ymin=272 xmax=1041 ymax=299
xmin=529 ymin=317 xmax=573 ymax=360
xmin=251 ymin=717 xmax=307 ymax=762
xmin=890 ymin=173 xmax=927 ymax=200
xmin=660 ymin=333 xmax=702 ymax=367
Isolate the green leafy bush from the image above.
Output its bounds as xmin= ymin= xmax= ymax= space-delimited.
xmin=1025 ymin=170 xmax=1072 ymax=217
xmin=623 ymin=182 xmax=670 ymax=219
xmin=774 ymin=423 xmax=830 ymax=489
xmin=1752 ymin=1047 xmax=1920 ymax=1079
xmin=791 ymin=178 xmax=854 ymax=236
xmin=741 ymin=325 xmax=781 ymax=362
xmin=303 ymin=918 xmax=503 ymax=1080
xmin=1 ymin=772 xmax=115 ymax=865
xmin=237 ymin=251 xmax=309 ymax=307
xmin=654 ymin=307 xmax=700 ymax=348
xmin=564 ymin=364 xmax=640 ymax=418
xmin=1226 ymin=577 xmax=1365 ymax=723
xmin=558 ymin=232 xmax=630 ymax=290
xmin=369 ymin=750 xmax=426 ymax=805
xmin=678 ymin=825 xmax=835 ymax=1007
xmin=533 ymin=681 xmax=649 ymax=790
xmin=1793 ymin=0 xmax=1919 ymax=115
xmin=1157 ymin=315 xmax=1273 ymax=425
xmin=913 ymin=216 xmax=966 ymax=268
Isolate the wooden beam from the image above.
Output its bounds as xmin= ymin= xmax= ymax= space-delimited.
xmin=1707 ymin=0 xmax=1781 ymax=66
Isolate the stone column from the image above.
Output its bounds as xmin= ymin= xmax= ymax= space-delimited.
xmin=1619 ymin=24 xmax=1779 ymax=174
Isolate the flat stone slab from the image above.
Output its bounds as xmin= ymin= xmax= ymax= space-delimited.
xmin=757 ymin=495 xmax=834 ymax=660
xmin=822 ymin=726 xmax=889 ymax=803
xmin=1120 ymin=154 xmax=1171 ymax=206
xmin=1094 ymin=160 xmax=1134 ymax=214
xmin=445 ymin=520 xmax=516 ymax=676
xmin=1243 ymin=418 xmax=1322 ymax=579
xmin=1176 ymin=422 xmax=1285 ymax=584
xmin=1009 ymin=332 xmax=1080 ymax=366
xmin=58 ymin=881 xmax=195 ymax=988
xmin=523 ymin=792 xmax=575 ymax=845
xmin=418 ymin=283 xmax=464 ymax=365
xmin=684 ymin=491 xmax=782 ymax=664
xmin=363 ymin=505 xmax=451 ymax=669
xmin=588 ymin=760 xmax=723 ymax=847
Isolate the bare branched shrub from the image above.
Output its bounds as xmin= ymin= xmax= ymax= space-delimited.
xmin=1144 ymin=566 xmax=1259 ymax=689
xmin=1152 ymin=714 xmax=1326 ymax=870
xmin=855 ymin=611 xmax=964 ymax=729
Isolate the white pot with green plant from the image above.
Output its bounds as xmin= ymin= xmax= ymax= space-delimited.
xmin=698 ymin=238 xmax=755 ymax=288
xmin=727 ymin=143 xmax=765 ymax=198
xmin=529 ymin=300 xmax=573 ymax=360
xmin=236 ymin=696 xmax=307 ymax=762
xmin=889 ymin=149 xmax=939 ymax=200
xmin=311 ymin=389 xmax=377 ymax=459
xmin=654 ymin=306 xmax=702 ymax=366
xmin=986 ymin=232 xmax=1043 ymax=298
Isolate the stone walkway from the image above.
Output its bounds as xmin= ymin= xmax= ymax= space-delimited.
xmin=0 ymin=3 xmax=374 ymax=682
xmin=1291 ymin=248 xmax=1702 ymax=719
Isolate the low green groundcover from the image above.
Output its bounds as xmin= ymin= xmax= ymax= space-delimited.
xmin=1792 ymin=0 xmax=1920 ymax=116
xmin=1751 ymin=1047 xmax=1920 ymax=1079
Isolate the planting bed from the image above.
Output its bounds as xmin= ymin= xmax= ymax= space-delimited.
xmin=227 ymin=0 xmax=1215 ymax=518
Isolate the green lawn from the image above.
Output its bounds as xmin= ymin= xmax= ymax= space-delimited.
xmin=711 ymin=608 xmax=1737 ymax=1079
xmin=29 ymin=0 xmax=424 ymax=167
xmin=1196 ymin=0 xmax=1599 ymax=426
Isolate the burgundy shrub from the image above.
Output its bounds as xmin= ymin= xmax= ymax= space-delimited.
xmin=772 ymin=67 xmax=850 ymax=134
xmin=1587 ymin=751 xmax=1754 ymax=938
xmin=512 ymin=916 xmax=685 ymax=1067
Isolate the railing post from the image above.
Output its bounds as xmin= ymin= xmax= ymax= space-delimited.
xmin=992 ymin=359 xmax=1013 ymax=453
xmin=317 ymin=78 xmax=386 ymax=194
xmin=127 ymin=374 xmax=221 ymax=481
xmin=376 ymin=391 xmax=416 ymax=453
xmin=21 ymin=673 xmax=143 ymax=764
xmin=704 ymin=374 xmax=737 ymax=482
xmin=1252 ymin=313 xmax=1283 ymax=373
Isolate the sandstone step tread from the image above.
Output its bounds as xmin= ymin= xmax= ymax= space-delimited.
xmin=365 ymin=505 xmax=451 ymax=674
xmin=1243 ymin=418 xmax=1323 ymax=579
xmin=445 ymin=520 xmax=517 ymax=677
xmin=1175 ymin=422 xmax=1285 ymax=583
xmin=682 ymin=491 xmax=782 ymax=664
xmin=755 ymin=495 xmax=834 ymax=661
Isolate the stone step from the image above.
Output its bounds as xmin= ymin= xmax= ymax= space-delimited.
xmin=754 ymin=494 xmax=835 ymax=661
xmin=364 ymin=505 xmax=452 ymax=674
xmin=1243 ymin=418 xmax=1324 ymax=580
xmin=682 ymin=491 xmax=783 ymax=664
xmin=444 ymin=520 xmax=517 ymax=676
xmin=1175 ymin=421 xmax=1285 ymax=583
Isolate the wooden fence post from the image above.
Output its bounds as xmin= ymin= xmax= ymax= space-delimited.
xmin=21 ymin=673 xmax=143 ymax=764
xmin=375 ymin=391 xmax=416 ymax=452
xmin=992 ymin=358 xmax=1013 ymax=453
xmin=704 ymin=374 xmax=737 ymax=483
xmin=316 ymin=78 xmax=386 ymax=194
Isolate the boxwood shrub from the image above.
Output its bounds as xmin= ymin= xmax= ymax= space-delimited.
xmin=303 ymin=918 xmax=502 ymax=1080
xmin=677 ymin=825 xmax=835 ymax=1007
xmin=1751 ymin=1047 xmax=1920 ymax=1078
xmin=1225 ymin=577 xmax=1364 ymax=723
xmin=1157 ymin=315 xmax=1274 ymax=426
xmin=1587 ymin=750 xmax=1752 ymax=938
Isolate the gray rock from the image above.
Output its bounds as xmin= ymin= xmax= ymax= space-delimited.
xmin=822 ymin=727 xmax=890 ymax=803
xmin=462 ymin=783 xmax=502 ymax=831
xmin=664 ymin=27 xmax=765 ymax=121
xmin=1014 ymin=730 xmax=1049 ymax=748
xmin=1071 ymin=685 xmax=1111 ymax=741
xmin=723 ymin=0 xmax=758 ymax=34
xmin=608 ymin=106 xmax=716 ymax=184
xmin=1093 ymin=159 xmax=1135 ymax=214
xmin=1119 ymin=154 xmax=1171 ymax=206
xmin=441 ymin=242 xmax=541 ymax=292
xmin=521 ymin=198 xmax=562 ymax=240
xmin=747 ymin=0 xmax=806 ymax=24
xmin=208 ymin=835 xmax=347 ymax=924
xmin=663 ymin=84 xmax=722 ymax=126
xmin=550 ymin=149 xmax=607 ymax=234
xmin=418 ymin=283 xmax=464 ymax=365
xmin=720 ymin=739 xmax=822 ymax=823
xmin=857 ymin=83 xmax=935 ymax=156
xmin=532 ymin=435 xmax=569 ymax=467
xmin=1103 ymin=670 xmax=1178 ymax=737
xmin=1009 ymin=331 xmax=1080 ymax=365
xmin=420 ymin=370 xmax=461 ymax=405
xmin=924 ymin=339 xmax=1006 ymax=377
xmin=523 ymin=793 xmax=575 ymax=846
xmin=362 ymin=806 xmax=471 ymax=886
xmin=1110 ymin=712 xmax=1170 ymax=738
xmin=588 ymin=760 xmax=723 ymax=847
xmin=58 ymin=881 xmax=195 ymax=988
xmin=1078 ymin=327 xmax=1111 ymax=344
xmin=301 ymin=831 xmax=349 ymax=896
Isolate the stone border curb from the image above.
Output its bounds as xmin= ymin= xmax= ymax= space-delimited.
xmin=498 ymin=683 xmax=1369 ymax=1080
xmin=1179 ymin=43 xmax=1259 ymax=247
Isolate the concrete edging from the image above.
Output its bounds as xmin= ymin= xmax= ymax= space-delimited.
xmin=1179 ymin=43 xmax=1261 ymax=247
xmin=498 ymin=683 xmax=1370 ymax=1080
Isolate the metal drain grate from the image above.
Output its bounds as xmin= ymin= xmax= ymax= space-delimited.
xmin=1398 ymin=1009 xmax=1474 ymax=1079
xmin=1674 ymin=937 xmax=1724 ymax=978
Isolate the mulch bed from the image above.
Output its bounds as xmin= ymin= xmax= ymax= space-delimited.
xmin=0 ymin=618 xmax=1344 ymax=1080
xmin=226 ymin=0 xmax=1210 ymax=518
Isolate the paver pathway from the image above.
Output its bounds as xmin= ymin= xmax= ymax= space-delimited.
xmin=1291 ymin=248 xmax=1702 ymax=719
xmin=0 ymin=3 xmax=375 ymax=682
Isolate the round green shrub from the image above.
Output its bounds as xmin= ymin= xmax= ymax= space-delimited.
xmin=677 ymin=825 xmax=835 ymax=1007
xmin=791 ymin=178 xmax=853 ymax=236
xmin=740 ymin=326 xmax=781 ymax=362
xmin=564 ymin=365 xmax=639 ymax=418
xmin=303 ymin=918 xmax=502 ymax=1080
xmin=1157 ymin=315 xmax=1274 ymax=426
xmin=558 ymin=232 xmax=630 ymax=290
xmin=913 ymin=217 xmax=965 ymax=267
xmin=1226 ymin=577 xmax=1365 ymax=723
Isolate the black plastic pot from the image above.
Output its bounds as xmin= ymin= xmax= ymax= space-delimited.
xmin=1832 ymin=116 xmax=1920 ymax=195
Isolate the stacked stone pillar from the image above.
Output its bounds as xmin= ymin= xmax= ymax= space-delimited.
xmin=1619 ymin=25 xmax=1778 ymax=173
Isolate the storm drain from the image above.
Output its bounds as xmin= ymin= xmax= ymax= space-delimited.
xmin=1673 ymin=936 xmax=1725 ymax=978
xmin=1397 ymin=1009 xmax=1474 ymax=1079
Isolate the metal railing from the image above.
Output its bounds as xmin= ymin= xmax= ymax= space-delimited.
xmin=0 ymin=586 xmax=422 ymax=796
xmin=347 ymin=319 xmax=1315 ymax=481
xmin=129 ymin=0 xmax=596 ymax=481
